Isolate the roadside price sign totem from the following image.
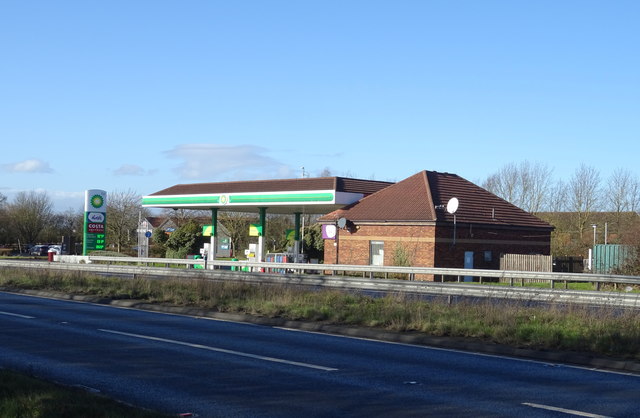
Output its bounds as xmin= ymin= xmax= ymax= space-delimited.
xmin=83 ymin=189 xmax=107 ymax=255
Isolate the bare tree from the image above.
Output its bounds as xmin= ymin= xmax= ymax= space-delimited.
xmin=482 ymin=161 xmax=554 ymax=213
xmin=219 ymin=212 xmax=256 ymax=258
xmin=6 ymin=191 xmax=54 ymax=246
xmin=107 ymin=189 xmax=147 ymax=253
xmin=545 ymin=180 xmax=569 ymax=212
xmin=42 ymin=208 xmax=83 ymax=245
xmin=519 ymin=161 xmax=554 ymax=213
xmin=319 ymin=167 xmax=332 ymax=177
xmin=162 ymin=208 xmax=210 ymax=228
xmin=483 ymin=163 xmax=519 ymax=204
xmin=0 ymin=192 xmax=8 ymax=244
xmin=605 ymin=168 xmax=640 ymax=235
xmin=568 ymin=164 xmax=601 ymax=239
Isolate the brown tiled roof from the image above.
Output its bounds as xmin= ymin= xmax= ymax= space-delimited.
xmin=148 ymin=177 xmax=392 ymax=196
xmin=319 ymin=171 xmax=553 ymax=229
xmin=145 ymin=216 xmax=169 ymax=229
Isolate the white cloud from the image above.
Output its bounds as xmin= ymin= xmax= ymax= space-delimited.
xmin=2 ymin=159 xmax=53 ymax=173
xmin=114 ymin=164 xmax=146 ymax=176
xmin=0 ymin=188 xmax=84 ymax=212
xmin=165 ymin=144 xmax=293 ymax=180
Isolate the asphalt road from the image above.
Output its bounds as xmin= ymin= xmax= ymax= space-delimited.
xmin=1 ymin=291 xmax=639 ymax=417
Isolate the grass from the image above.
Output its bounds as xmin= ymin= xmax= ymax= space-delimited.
xmin=0 ymin=369 xmax=170 ymax=418
xmin=2 ymin=267 xmax=640 ymax=360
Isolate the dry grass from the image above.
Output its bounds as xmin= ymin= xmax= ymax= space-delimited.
xmin=2 ymin=268 xmax=640 ymax=360
xmin=0 ymin=369 xmax=169 ymax=418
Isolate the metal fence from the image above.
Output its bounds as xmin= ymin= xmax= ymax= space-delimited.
xmin=3 ymin=257 xmax=640 ymax=309
xmin=46 ymin=255 xmax=640 ymax=290
xmin=2 ymin=257 xmax=640 ymax=308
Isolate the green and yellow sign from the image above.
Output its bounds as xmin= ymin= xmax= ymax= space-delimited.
xmin=83 ymin=189 xmax=107 ymax=255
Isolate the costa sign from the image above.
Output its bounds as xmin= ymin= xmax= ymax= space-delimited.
xmin=87 ymin=223 xmax=105 ymax=233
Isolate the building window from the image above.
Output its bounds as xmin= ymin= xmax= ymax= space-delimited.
xmin=484 ymin=251 xmax=492 ymax=262
xmin=370 ymin=241 xmax=384 ymax=266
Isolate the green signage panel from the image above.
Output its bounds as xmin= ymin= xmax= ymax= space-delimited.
xmin=83 ymin=189 xmax=107 ymax=255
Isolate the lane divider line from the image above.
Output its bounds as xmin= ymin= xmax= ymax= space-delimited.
xmin=523 ymin=402 xmax=612 ymax=418
xmin=0 ymin=311 xmax=36 ymax=319
xmin=98 ymin=328 xmax=338 ymax=371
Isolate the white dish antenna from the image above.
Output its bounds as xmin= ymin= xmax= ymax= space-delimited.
xmin=446 ymin=197 xmax=459 ymax=214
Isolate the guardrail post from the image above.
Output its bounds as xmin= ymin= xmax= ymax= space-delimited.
xmin=550 ymin=279 xmax=554 ymax=289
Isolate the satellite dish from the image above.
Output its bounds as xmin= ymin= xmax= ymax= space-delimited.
xmin=337 ymin=217 xmax=347 ymax=229
xmin=446 ymin=197 xmax=459 ymax=214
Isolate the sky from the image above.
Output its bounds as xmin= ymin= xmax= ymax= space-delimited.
xmin=1 ymin=1 xmax=638 ymax=212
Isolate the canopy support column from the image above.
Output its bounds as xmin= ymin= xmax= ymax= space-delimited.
xmin=209 ymin=208 xmax=218 ymax=265
xmin=294 ymin=212 xmax=302 ymax=262
xmin=258 ymin=207 xmax=267 ymax=262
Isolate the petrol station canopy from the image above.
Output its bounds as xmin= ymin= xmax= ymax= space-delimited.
xmin=141 ymin=176 xmax=393 ymax=214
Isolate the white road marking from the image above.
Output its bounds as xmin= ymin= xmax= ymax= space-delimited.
xmin=523 ymin=402 xmax=612 ymax=417
xmin=276 ymin=327 xmax=640 ymax=378
xmin=0 ymin=310 xmax=35 ymax=319
xmin=98 ymin=328 xmax=338 ymax=371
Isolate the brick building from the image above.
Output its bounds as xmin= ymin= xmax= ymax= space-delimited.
xmin=318 ymin=171 xmax=553 ymax=270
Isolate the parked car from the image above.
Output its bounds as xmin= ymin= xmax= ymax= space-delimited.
xmin=30 ymin=245 xmax=49 ymax=256
xmin=48 ymin=245 xmax=63 ymax=255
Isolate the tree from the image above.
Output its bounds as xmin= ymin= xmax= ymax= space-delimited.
xmin=219 ymin=212 xmax=256 ymax=258
xmin=0 ymin=192 xmax=8 ymax=244
xmin=266 ymin=214 xmax=293 ymax=253
xmin=545 ymin=180 xmax=569 ymax=212
xmin=163 ymin=220 xmax=203 ymax=259
xmin=107 ymin=189 xmax=146 ymax=253
xmin=152 ymin=228 xmax=169 ymax=257
xmin=568 ymin=164 xmax=601 ymax=240
xmin=163 ymin=208 xmax=210 ymax=228
xmin=41 ymin=208 xmax=84 ymax=252
xmin=482 ymin=161 xmax=554 ymax=213
xmin=319 ymin=167 xmax=332 ymax=177
xmin=6 ymin=191 xmax=54 ymax=246
xmin=483 ymin=163 xmax=520 ymax=205
xmin=605 ymin=168 xmax=640 ymax=236
xmin=302 ymin=223 xmax=324 ymax=261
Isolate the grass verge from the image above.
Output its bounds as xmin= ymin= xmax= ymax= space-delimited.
xmin=1 ymin=267 xmax=640 ymax=360
xmin=0 ymin=369 xmax=169 ymax=418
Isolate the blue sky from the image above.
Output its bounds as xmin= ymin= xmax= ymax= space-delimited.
xmin=1 ymin=1 xmax=638 ymax=211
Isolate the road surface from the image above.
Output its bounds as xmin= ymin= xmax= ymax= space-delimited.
xmin=1 ymin=291 xmax=638 ymax=417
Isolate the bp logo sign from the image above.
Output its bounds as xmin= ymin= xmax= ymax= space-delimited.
xmin=84 ymin=190 xmax=107 ymax=213
xmin=90 ymin=194 xmax=104 ymax=209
